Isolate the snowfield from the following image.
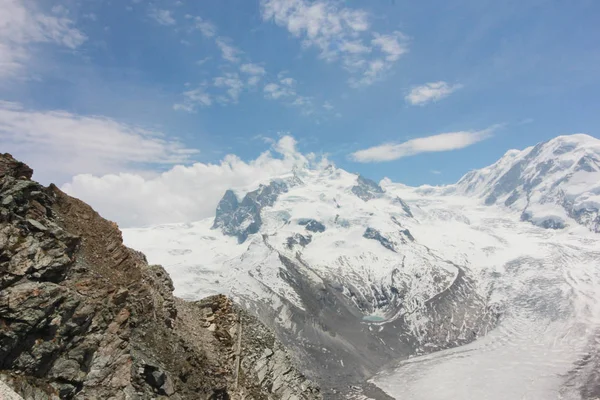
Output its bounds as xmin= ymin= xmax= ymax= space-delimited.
xmin=123 ymin=134 xmax=600 ymax=399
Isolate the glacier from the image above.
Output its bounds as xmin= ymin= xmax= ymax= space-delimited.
xmin=123 ymin=134 xmax=600 ymax=399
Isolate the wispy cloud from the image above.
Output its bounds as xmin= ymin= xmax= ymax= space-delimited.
xmin=349 ymin=127 xmax=496 ymax=163
xmin=214 ymin=72 xmax=245 ymax=103
xmin=149 ymin=9 xmax=176 ymax=26
xmin=173 ymin=86 xmax=213 ymax=112
xmin=215 ymin=37 xmax=243 ymax=63
xmin=190 ymin=15 xmax=216 ymax=37
xmin=264 ymin=81 xmax=295 ymax=100
xmin=172 ymin=13 xmax=320 ymax=115
xmin=263 ymin=76 xmax=314 ymax=114
xmin=196 ymin=56 xmax=211 ymax=66
xmin=0 ymin=101 xmax=198 ymax=183
xmin=261 ymin=0 xmax=408 ymax=86
xmin=405 ymin=81 xmax=463 ymax=106
xmin=240 ymin=63 xmax=266 ymax=85
xmin=0 ymin=0 xmax=86 ymax=79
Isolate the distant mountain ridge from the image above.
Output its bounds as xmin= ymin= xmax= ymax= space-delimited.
xmin=450 ymin=134 xmax=600 ymax=232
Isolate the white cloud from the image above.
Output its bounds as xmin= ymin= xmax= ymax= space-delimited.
xmin=261 ymin=0 xmax=369 ymax=60
xmin=175 ymin=64 xmax=267 ymax=109
xmin=0 ymin=101 xmax=198 ymax=183
xmin=192 ymin=16 xmax=216 ymax=37
xmin=0 ymin=0 xmax=86 ymax=78
xmin=240 ymin=63 xmax=266 ymax=76
xmin=149 ymin=9 xmax=176 ymax=26
xmin=240 ymin=63 xmax=266 ymax=85
xmin=372 ymin=32 xmax=408 ymax=62
xmin=340 ymin=40 xmax=371 ymax=55
xmin=215 ymin=37 xmax=242 ymax=63
xmin=431 ymin=170 xmax=442 ymax=175
xmin=214 ymin=72 xmax=244 ymax=102
xmin=61 ymin=136 xmax=321 ymax=228
xmin=261 ymin=0 xmax=408 ymax=86
xmin=196 ymin=57 xmax=211 ymax=66
xmin=264 ymin=82 xmax=295 ymax=100
xmin=262 ymin=76 xmax=323 ymax=115
xmin=323 ymin=101 xmax=334 ymax=110
xmin=349 ymin=127 xmax=495 ymax=163
xmin=280 ymin=77 xmax=295 ymax=86
xmin=405 ymin=81 xmax=463 ymax=106
xmin=173 ymin=86 xmax=212 ymax=112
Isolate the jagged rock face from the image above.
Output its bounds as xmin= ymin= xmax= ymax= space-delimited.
xmin=286 ymin=234 xmax=312 ymax=249
xmin=363 ymin=228 xmax=397 ymax=252
xmin=351 ymin=175 xmax=385 ymax=201
xmin=213 ymin=181 xmax=293 ymax=243
xmin=394 ymin=197 xmax=413 ymax=218
xmin=0 ymin=154 xmax=320 ymax=400
xmin=297 ymin=219 xmax=326 ymax=233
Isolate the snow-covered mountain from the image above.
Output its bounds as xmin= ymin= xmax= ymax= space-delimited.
xmin=449 ymin=134 xmax=600 ymax=232
xmin=123 ymin=134 xmax=600 ymax=399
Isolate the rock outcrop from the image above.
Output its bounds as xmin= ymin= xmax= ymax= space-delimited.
xmin=351 ymin=175 xmax=384 ymax=201
xmin=0 ymin=153 xmax=320 ymax=400
xmin=212 ymin=180 xmax=294 ymax=243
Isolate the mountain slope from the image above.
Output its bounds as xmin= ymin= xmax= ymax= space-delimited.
xmin=0 ymin=154 xmax=320 ymax=400
xmin=124 ymin=167 xmax=497 ymax=397
xmin=451 ymin=134 xmax=600 ymax=232
xmin=124 ymin=134 xmax=600 ymax=399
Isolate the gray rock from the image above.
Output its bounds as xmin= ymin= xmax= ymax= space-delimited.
xmin=298 ymin=219 xmax=326 ymax=233
xmin=212 ymin=180 xmax=290 ymax=243
xmin=363 ymin=228 xmax=397 ymax=252
xmin=0 ymin=154 xmax=321 ymax=400
xmin=351 ymin=175 xmax=384 ymax=202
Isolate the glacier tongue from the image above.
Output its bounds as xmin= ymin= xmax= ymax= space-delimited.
xmin=369 ymin=187 xmax=600 ymax=399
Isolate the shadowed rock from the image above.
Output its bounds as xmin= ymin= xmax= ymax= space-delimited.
xmin=352 ymin=175 xmax=384 ymax=202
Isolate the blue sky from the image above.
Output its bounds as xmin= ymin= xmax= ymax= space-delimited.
xmin=1 ymin=0 xmax=599 ymax=225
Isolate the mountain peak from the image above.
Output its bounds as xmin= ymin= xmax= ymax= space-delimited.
xmin=454 ymin=134 xmax=600 ymax=232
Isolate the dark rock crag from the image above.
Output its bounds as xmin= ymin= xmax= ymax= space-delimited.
xmin=351 ymin=175 xmax=385 ymax=202
xmin=213 ymin=181 xmax=293 ymax=243
xmin=0 ymin=154 xmax=320 ymax=400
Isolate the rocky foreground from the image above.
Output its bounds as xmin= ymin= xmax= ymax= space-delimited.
xmin=0 ymin=153 xmax=321 ymax=400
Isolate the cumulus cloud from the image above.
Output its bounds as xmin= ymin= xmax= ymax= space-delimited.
xmin=0 ymin=0 xmax=86 ymax=78
xmin=62 ymin=136 xmax=320 ymax=228
xmin=349 ymin=127 xmax=496 ymax=163
xmin=149 ymin=9 xmax=176 ymax=26
xmin=0 ymin=101 xmax=198 ymax=183
xmin=261 ymin=0 xmax=408 ymax=86
xmin=405 ymin=81 xmax=463 ymax=106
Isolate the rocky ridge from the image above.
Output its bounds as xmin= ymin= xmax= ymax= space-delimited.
xmin=0 ymin=153 xmax=320 ymax=400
